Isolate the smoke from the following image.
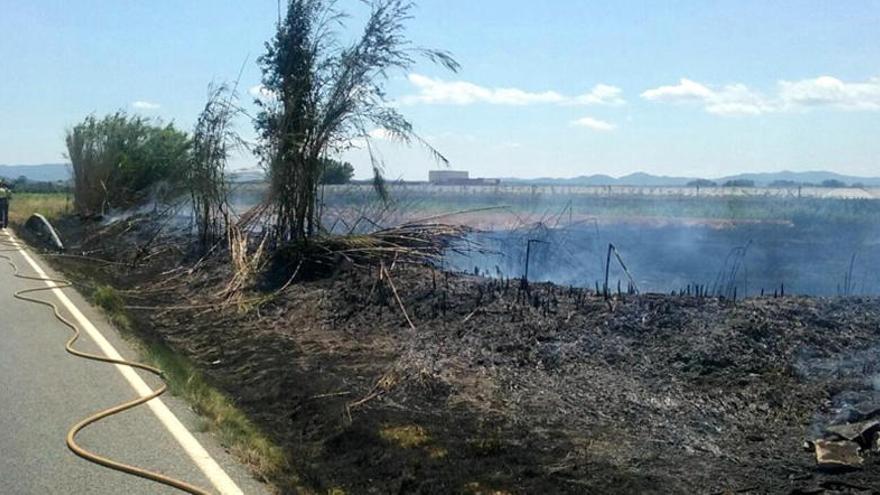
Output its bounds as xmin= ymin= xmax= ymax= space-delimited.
xmin=446 ymin=219 xmax=880 ymax=296
xmin=795 ymin=346 xmax=880 ymax=436
xmin=223 ymin=182 xmax=880 ymax=296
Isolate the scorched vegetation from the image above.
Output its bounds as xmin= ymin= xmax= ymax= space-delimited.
xmin=18 ymin=1 xmax=880 ymax=494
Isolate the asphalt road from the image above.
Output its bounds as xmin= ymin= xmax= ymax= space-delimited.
xmin=0 ymin=232 xmax=268 ymax=494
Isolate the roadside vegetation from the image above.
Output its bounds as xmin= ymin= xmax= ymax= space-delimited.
xmin=252 ymin=0 xmax=457 ymax=242
xmin=22 ymin=1 xmax=465 ymax=492
xmin=91 ymin=285 xmax=289 ymax=485
xmin=187 ymin=83 xmax=240 ymax=251
xmin=65 ymin=112 xmax=190 ymax=217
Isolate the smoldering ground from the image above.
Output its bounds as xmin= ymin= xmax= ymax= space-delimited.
xmin=448 ymin=218 xmax=880 ymax=297
xmin=44 ymin=184 xmax=880 ymax=493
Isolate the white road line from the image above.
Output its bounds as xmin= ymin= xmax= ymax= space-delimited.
xmin=6 ymin=233 xmax=244 ymax=495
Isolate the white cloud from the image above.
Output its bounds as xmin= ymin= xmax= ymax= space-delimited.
xmin=570 ymin=84 xmax=626 ymax=106
xmin=348 ymin=128 xmax=399 ymax=148
xmin=571 ymin=116 xmax=617 ymax=131
xmin=639 ymin=79 xmax=769 ymax=115
xmin=403 ymin=74 xmax=564 ymax=105
xmin=249 ymin=84 xmax=276 ymax=101
xmin=704 ymin=84 xmax=774 ymax=116
xmin=368 ymin=128 xmax=395 ymax=140
xmin=641 ymin=78 xmax=714 ymax=102
xmin=132 ymin=100 xmax=160 ymax=110
xmin=642 ymin=75 xmax=880 ymax=116
xmin=402 ymin=74 xmax=624 ymax=106
xmin=778 ymin=76 xmax=880 ymax=111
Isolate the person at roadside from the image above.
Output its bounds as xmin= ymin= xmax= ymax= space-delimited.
xmin=0 ymin=181 xmax=11 ymax=229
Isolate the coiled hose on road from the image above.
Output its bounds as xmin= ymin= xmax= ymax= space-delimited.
xmin=0 ymin=230 xmax=212 ymax=494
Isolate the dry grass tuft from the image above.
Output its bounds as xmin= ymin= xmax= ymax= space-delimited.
xmin=379 ymin=424 xmax=431 ymax=449
xmin=8 ymin=192 xmax=71 ymax=224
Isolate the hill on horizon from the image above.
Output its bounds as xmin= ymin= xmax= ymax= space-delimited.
xmin=502 ymin=170 xmax=880 ymax=187
xmin=5 ymin=163 xmax=880 ymax=188
xmin=0 ymin=163 xmax=70 ymax=182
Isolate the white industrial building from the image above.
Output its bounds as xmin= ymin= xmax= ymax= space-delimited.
xmin=429 ymin=170 xmax=470 ymax=184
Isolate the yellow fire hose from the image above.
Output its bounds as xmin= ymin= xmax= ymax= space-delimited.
xmin=0 ymin=231 xmax=212 ymax=495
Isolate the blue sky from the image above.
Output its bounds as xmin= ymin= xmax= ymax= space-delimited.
xmin=2 ymin=0 xmax=879 ymax=180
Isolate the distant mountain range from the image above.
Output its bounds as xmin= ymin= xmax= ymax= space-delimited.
xmin=0 ymin=163 xmax=70 ymax=182
xmin=502 ymin=170 xmax=880 ymax=187
xmin=713 ymin=171 xmax=880 ymax=186
xmin=4 ymin=163 xmax=880 ymax=188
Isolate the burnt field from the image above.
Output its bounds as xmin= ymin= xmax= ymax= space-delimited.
xmin=26 ymin=200 xmax=880 ymax=494
xmin=447 ymin=219 xmax=880 ymax=297
xmin=145 ymin=270 xmax=880 ymax=494
xmin=310 ymin=186 xmax=880 ymax=297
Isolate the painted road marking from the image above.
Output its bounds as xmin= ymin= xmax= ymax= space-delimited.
xmin=6 ymin=232 xmax=244 ymax=495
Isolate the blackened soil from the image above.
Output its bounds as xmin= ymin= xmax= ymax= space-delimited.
xmin=33 ymin=218 xmax=880 ymax=494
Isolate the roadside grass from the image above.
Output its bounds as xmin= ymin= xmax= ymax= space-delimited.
xmin=91 ymin=285 xmax=291 ymax=489
xmin=143 ymin=340 xmax=289 ymax=481
xmin=8 ymin=192 xmax=72 ymax=224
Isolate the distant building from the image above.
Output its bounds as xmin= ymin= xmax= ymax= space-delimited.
xmin=429 ymin=170 xmax=470 ymax=184
xmin=428 ymin=170 xmax=500 ymax=186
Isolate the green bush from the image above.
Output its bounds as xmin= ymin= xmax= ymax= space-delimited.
xmin=320 ymin=159 xmax=355 ymax=185
xmin=93 ymin=285 xmax=125 ymax=314
xmin=66 ymin=112 xmax=190 ymax=216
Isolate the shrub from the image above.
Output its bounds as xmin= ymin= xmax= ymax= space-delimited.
xmin=320 ymin=159 xmax=355 ymax=185
xmin=722 ymin=179 xmax=756 ymax=188
xmin=65 ymin=112 xmax=190 ymax=216
xmin=821 ymin=179 xmax=847 ymax=188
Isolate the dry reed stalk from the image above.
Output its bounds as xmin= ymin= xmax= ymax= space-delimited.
xmin=380 ymin=261 xmax=416 ymax=331
xmin=220 ymin=224 xmax=270 ymax=309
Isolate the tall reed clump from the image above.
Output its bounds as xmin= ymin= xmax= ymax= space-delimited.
xmin=65 ymin=113 xmax=190 ymax=217
xmin=254 ymin=0 xmax=459 ymax=244
xmin=189 ymin=84 xmax=242 ymax=251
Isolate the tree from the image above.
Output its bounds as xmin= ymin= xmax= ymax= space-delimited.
xmin=65 ymin=113 xmax=190 ymax=216
xmin=821 ymin=179 xmax=847 ymax=188
xmin=686 ymin=179 xmax=717 ymax=188
xmin=723 ymin=179 xmax=755 ymax=188
xmin=254 ymin=0 xmax=458 ymax=242
xmin=769 ymin=180 xmax=798 ymax=187
xmin=319 ymin=158 xmax=355 ymax=184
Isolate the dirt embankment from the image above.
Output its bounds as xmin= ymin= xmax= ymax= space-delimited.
xmin=34 ymin=218 xmax=880 ymax=494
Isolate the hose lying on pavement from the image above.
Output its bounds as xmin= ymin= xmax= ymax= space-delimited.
xmin=0 ymin=230 xmax=212 ymax=495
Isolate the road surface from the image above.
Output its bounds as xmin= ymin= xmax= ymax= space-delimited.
xmin=0 ymin=231 xmax=268 ymax=494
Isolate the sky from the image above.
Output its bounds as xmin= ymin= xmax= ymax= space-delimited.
xmin=1 ymin=0 xmax=879 ymax=180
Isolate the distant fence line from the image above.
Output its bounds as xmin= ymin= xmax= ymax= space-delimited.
xmin=319 ymin=183 xmax=880 ymax=200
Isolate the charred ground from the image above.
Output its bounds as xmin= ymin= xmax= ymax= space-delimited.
xmin=24 ymin=215 xmax=880 ymax=494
